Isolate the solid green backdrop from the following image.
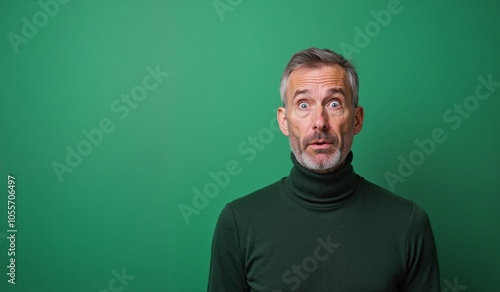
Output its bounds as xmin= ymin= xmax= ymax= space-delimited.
xmin=0 ymin=0 xmax=499 ymax=291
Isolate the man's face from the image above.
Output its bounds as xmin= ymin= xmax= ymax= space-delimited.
xmin=278 ymin=65 xmax=364 ymax=173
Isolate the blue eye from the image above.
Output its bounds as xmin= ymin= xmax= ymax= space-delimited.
xmin=328 ymin=101 xmax=341 ymax=108
xmin=298 ymin=102 xmax=308 ymax=109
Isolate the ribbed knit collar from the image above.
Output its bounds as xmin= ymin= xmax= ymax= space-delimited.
xmin=283 ymin=151 xmax=360 ymax=209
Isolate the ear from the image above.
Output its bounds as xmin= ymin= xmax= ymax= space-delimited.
xmin=353 ymin=106 xmax=364 ymax=135
xmin=277 ymin=107 xmax=289 ymax=136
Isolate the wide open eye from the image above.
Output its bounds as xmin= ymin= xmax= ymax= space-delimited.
xmin=298 ymin=102 xmax=309 ymax=109
xmin=327 ymin=100 xmax=341 ymax=108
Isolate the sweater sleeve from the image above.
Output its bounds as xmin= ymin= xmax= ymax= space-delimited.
xmin=207 ymin=204 xmax=250 ymax=292
xmin=401 ymin=203 xmax=441 ymax=291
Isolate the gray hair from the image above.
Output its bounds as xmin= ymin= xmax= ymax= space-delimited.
xmin=279 ymin=47 xmax=359 ymax=107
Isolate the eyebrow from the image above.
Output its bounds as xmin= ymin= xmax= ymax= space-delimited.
xmin=292 ymin=88 xmax=345 ymax=100
xmin=292 ymin=89 xmax=310 ymax=99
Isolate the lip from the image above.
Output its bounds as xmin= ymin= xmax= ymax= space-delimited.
xmin=308 ymin=140 xmax=333 ymax=149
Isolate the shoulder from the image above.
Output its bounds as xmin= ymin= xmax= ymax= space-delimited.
xmin=357 ymin=178 xmax=430 ymax=224
xmin=216 ymin=178 xmax=285 ymax=225
xmin=359 ymin=178 xmax=415 ymax=207
xmin=229 ymin=178 xmax=284 ymax=209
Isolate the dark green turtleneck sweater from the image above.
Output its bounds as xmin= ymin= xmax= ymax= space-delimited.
xmin=208 ymin=152 xmax=440 ymax=292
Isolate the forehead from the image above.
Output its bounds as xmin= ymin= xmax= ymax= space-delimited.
xmin=287 ymin=64 xmax=350 ymax=97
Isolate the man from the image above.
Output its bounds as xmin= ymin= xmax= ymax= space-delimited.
xmin=208 ymin=48 xmax=440 ymax=291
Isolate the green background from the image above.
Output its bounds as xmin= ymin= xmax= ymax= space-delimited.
xmin=1 ymin=0 xmax=499 ymax=291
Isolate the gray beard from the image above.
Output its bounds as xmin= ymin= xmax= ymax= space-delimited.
xmin=289 ymin=130 xmax=352 ymax=173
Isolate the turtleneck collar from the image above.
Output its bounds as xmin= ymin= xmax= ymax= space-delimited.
xmin=283 ymin=151 xmax=360 ymax=209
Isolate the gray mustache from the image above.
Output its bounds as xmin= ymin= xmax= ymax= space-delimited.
xmin=303 ymin=132 xmax=339 ymax=146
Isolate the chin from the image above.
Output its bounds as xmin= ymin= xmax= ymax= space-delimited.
xmin=300 ymin=151 xmax=342 ymax=172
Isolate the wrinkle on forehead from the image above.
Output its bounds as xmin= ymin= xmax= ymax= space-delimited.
xmin=287 ymin=65 xmax=352 ymax=103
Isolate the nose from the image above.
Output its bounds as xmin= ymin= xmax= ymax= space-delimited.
xmin=312 ymin=106 xmax=329 ymax=131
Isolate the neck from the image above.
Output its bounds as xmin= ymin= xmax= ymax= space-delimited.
xmin=283 ymin=151 xmax=360 ymax=209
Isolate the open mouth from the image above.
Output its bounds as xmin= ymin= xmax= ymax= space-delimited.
xmin=309 ymin=140 xmax=333 ymax=149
